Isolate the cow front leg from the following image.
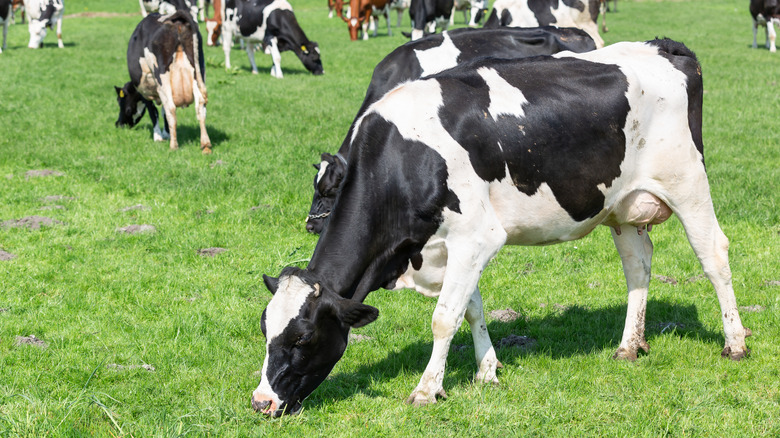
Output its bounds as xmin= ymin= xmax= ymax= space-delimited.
xmin=752 ymin=20 xmax=759 ymax=49
xmin=139 ymin=0 xmax=148 ymax=17
xmin=245 ymin=42 xmax=259 ymax=74
xmin=768 ymin=19 xmax=777 ymax=52
xmin=2 ymin=20 xmax=8 ymax=53
xmin=56 ymin=17 xmax=63 ymax=48
xmin=611 ymin=227 xmax=652 ymax=361
xmin=268 ymin=37 xmax=283 ymax=79
xmin=408 ymin=225 xmax=506 ymax=407
xmin=464 ymin=287 xmax=501 ymax=383
xmin=147 ymin=102 xmax=168 ymax=142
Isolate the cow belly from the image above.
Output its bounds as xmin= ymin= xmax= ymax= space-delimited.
xmin=169 ymin=48 xmax=195 ymax=107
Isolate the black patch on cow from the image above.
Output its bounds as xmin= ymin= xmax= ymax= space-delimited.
xmin=308 ymin=113 xmax=459 ymax=301
xmin=409 ymin=0 xmax=454 ymax=32
xmin=436 ymin=56 xmax=629 ymax=222
xmin=0 ymin=1 xmax=10 ymax=22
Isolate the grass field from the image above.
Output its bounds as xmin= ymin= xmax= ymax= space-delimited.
xmin=1 ymin=0 xmax=778 ymax=436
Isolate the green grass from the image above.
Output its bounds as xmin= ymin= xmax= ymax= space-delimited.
xmin=1 ymin=0 xmax=778 ymax=436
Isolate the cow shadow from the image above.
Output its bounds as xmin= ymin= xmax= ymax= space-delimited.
xmin=307 ymin=299 xmax=723 ymax=407
xmin=172 ymin=124 xmax=229 ymax=148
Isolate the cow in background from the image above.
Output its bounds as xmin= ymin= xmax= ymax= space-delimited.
xmin=205 ymin=0 xmax=222 ymax=45
xmin=11 ymin=0 xmax=24 ymax=23
xmin=389 ymin=0 xmax=408 ymax=26
xmin=484 ymin=0 xmax=604 ymax=48
xmin=751 ymin=0 xmax=780 ymax=52
xmin=338 ymin=0 xmax=393 ymax=40
xmin=198 ymin=0 xmax=212 ymax=20
xmin=24 ymin=0 xmax=63 ymax=48
xmin=139 ymin=0 xmax=199 ymax=21
xmin=0 ymin=0 xmax=9 ymax=53
xmin=449 ymin=0 xmax=486 ymax=27
xmin=306 ymin=26 xmax=596 ymax=233
xmin=409 ymin=0 xmax=453 ymax=40
xmin=115 ymin=12 xmax=211 ymax=153
xmin=219 ymin=0 xmax=323 ymax=78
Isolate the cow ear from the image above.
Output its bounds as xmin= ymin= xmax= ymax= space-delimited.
xmin=115 ymin=86 xmax=124 ymax=98
xmin=320 ymin=152 xmax=334 ymax=163
xmin=337 ymin=299 xmax=379 ymax=328
xmin=313 ymin=163 xmax=321 ymax=170
xmin=263 ymin=274 xmax=279 ymax=295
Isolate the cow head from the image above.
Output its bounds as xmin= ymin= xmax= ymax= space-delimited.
xmin=252 ymin=267 xmax=379 ymax=416
xmin=27 ymin=18 xmax=50 ymax=48
xmin=306 ymin=153 xmax=347 ymax=234
xmin=297 ymin=42 xmax=324 ymax=75
xmin=114 ymin=83 xmax=147 ymax=128
xmin=205 ymin=19 xmax=221 ymax=47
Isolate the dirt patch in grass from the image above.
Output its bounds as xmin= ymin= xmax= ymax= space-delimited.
xmin=349 ymin=333 xmax=374 ymax=343
xmin=489 ymin=308 xmax=522 ymax=323
xmin=106 ymin=363 xmax=156 ymax=372
xmin=42 ymin=195 xmax=76 ymax=202
xmin=0 ymin=250 xmax=16 ymax=261
xmin=120 ymin=204 xmax=151 ymax=212
xmin=2 ymin=216 xmax=65 ymax=230
xmin=117 ymin=224 xmax=156 ymax=234
xmin=25 ymin=169 xmax=64 ymax=179
xmin=740 ymin=305 xmax=765 ymax=312
xmin=0 ymin=307 xmax=8 ymax=313
xmin=497 ymin=334 xmax=536 ymax=351
xmin=764 ymin=280 xmax=780 ymax=287
xmin=40 ymin=205 xmax=66 ymax=211
xmin=198 ymin=247 xmax=227 ymax=257
xmin=653 ymin=274 xmax=678 ymax=285
xmin=15 ymin=335 xmax=47 ymax=348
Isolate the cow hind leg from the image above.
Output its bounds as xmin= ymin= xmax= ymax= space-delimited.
xmin=245 ymin=42 xmax=259 ymax=74
xmin=669 ymin=178 xmax=750 ymax=360
xmin=56 ymin=17 xmax=63 ymax=48
xmin=768 ymin=20 xmax=777 ymax=52
xmin=464 ymin=287 xmax=501 ymax=383
xmin=148 ymin=102 xmax=169 ymax=142
xmin=611 ymin=227 xmax=652 ymax=361
xmin=193 ymin=79 xmax=211 ymax=154
xmin=2 ymin=20 xmax=8 ymax=52
xmin=268 ymin=37 xmax=283 ymax=79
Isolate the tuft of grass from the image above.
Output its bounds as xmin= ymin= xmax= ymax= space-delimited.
xmin=0 ymin=0 xmax=778 ymax=436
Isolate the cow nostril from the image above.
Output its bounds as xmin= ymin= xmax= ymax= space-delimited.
xmin=251 ymin=396 xmax=272 ymax=413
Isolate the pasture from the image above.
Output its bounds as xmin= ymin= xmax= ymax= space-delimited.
xmin=0 ymin=0 xmax=778 ymax=435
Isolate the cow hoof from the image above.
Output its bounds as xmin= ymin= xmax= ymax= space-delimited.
xmin=201 ymin=147 xmax=213 ymax=155
xmin=252 ymin=70 xmax=259 ymax=75
xmin=612 ymin=347 xmax=638 ymax=361
xmin=406 ymin=389 xmax=447 ymax=407
xmin=721 ymin=346 xmax=750 ymax=361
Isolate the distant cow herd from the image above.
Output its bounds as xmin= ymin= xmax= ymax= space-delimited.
xmin=2 ymin=0 xmax=761 ymax=420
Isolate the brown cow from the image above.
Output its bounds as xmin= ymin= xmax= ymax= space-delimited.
xmin=337 ymin=0 xmax=392 ymax=40
xmin=205 ymin=0 xmax=222 ymax=46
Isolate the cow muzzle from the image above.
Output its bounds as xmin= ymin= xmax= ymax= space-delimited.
xmin=251 ymin=393 xmax=301 ymax=417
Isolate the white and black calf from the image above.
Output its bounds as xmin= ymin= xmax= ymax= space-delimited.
xmin=23 ymin=0 xmax=63 ymax=49
xmin=115 ymin=12 xmax=211 ymax=153
xmin=220 ymin=0 xmax=322 ymax=78
xmin=484 ymin=0 xmax=604 ymax=48
xmin=306 ymin=26 xmax=596 ymax=234
xmin=751 ymin=0 xmax=780 ymax=52
xmin=409 ymin=0 xmax=454 ymax=40
xmin=255 ymin=39 xmax=751 ymax=416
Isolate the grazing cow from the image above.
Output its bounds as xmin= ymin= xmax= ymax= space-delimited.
xmin=1 ymin=0 xmax=9 ymax=53
xmin=205 ymin=0 xmax=222 ymax=45
xmin=219 ymin=0 xmax=323 ymax=78
xmin=750 ymin=0 xmax=780 ymax=52
xmin=389 ymin=0 xmax=409 ymax=26
xmin=253 ymin=38 xmax=752 ymax=417
xmin=115 ymin=12 xmax=211 ymax=153
xmin=338 ymin=0 xmax=393 ymax=40
xmin=449 ymin=0 xmax=486 ymax=27
xmin=11 ymin=0 xmax=24 ymax=24
xmin=409 ymin=0 xmax=454 ymax=40
xmin=24 ymin=0 xmax=63 ymax=49
xmin=484 ymin=0 xmax=604 ymax=48
xmin=139 ymin=0 xmax=199 ymax=21
xmin=306 ymin=26 xmax=596 ymax=234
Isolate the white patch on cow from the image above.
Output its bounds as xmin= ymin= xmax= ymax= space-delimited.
xmin=414 ymin=31 xmax=460 ymax=77
xmin=491 ymin=0 xmax=603 ymax=48
xmin=478 ymin=67 xmax=527 ymax=120
xmin=25 ymin=0 xmax=64 ymax=49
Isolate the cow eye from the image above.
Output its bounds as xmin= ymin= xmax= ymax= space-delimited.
xmin=295 ymin=332 xmax=313 ymax=346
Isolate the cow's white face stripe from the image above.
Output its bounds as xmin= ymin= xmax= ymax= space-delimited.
xmin=478 ymin=67 xmax=528 ymax=120
xmin=265 ymin=275 xmax=313 ymax=342
xmin=316 ymin=160 xmax=329 ymax=185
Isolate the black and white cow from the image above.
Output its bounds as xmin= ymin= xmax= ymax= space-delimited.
xmin=254 ymin=39 xmax=751 ymax=416
xmin=409 ymin=0 xmax=454 ymax=40
xmin=751 ymin=0 xmax=780 ymax=52
xmin=24 ymin=0 xmax=63 ymax=49
xmin=449 ymin=0 xmax=486 ymax=27
xmin=1 ymin=0 xmax=10 ymax=54
xmin=115 ymin=12 xmax=212 ymax=153
xmin=140 ymin=0 xmax=199 ymax=21
xmin=219 ymin=0 xmax=323 ymax=78
xmin=484 ymin=0 xmax=604 ymax=48
xmin=306 ymin=26 xmax=596 ymax=233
